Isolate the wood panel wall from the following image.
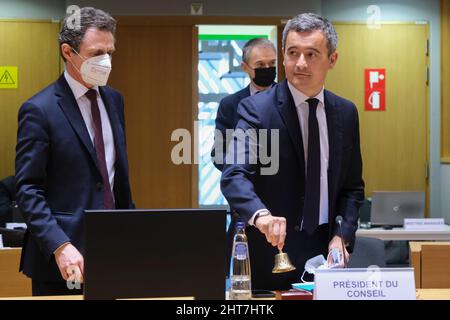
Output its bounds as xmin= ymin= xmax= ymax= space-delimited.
xmin=0 ymin=20 xmax=60 ymax=180
xmin=109 ymin=25 xmax=197 ymax=208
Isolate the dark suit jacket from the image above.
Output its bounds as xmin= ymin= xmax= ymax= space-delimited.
xmin=15 ymin=74 xmax=134 ymax=282
xmin=211 ymin=86 xmax=250 ymax=171
xmin=221 ymin=80 xmax=364 ymax=289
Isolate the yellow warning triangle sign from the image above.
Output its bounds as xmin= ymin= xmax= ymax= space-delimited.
xmin=0 ymin=66 xmax=18 ymax=88
xmin=0 ymin=70 xmax=15 ymax=84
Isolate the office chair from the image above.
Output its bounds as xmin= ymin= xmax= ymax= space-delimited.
xmin=359 ymin=198 xmax=372 ymax=224
xmin=348 ymin=236 xmax=386 ymax=268
xmin=0 ymin=227 xmax=25 ymax=247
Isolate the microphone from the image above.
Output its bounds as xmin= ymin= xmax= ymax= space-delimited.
xmin=335 ymin=215 xmax=347 ymax=268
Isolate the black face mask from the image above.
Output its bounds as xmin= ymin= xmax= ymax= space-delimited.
xmin=252 ymin=66 xmax=276 ymax=87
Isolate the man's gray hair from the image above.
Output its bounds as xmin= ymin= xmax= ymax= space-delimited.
xmin=282 ymin=13 xmax=338 ymax=56
xmin=58 ymin=7 xmax=116 ymax=61
xmin=242 ymin=38 xmax=276 ymax=64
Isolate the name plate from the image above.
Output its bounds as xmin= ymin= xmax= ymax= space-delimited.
xmin=404 ymin=218 xmax=445 ymax=230
xmin=314 ymin=268 xmax=416 ymax=300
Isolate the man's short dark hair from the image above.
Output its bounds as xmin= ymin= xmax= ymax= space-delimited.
xmin=58 ymin=7 xmax=116 ymax=61
xmin=282 ymin=13 xmax=338 ymax=56
xmin=242 ymin=38 xmax=276 ymax=64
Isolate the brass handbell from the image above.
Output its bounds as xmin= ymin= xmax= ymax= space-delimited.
xmin=272 ymin=249 xmax=296 ymax=273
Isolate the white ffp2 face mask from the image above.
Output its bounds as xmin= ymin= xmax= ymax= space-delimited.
xmin=301 ymin=248 xmax=344 ymax=282
xmin=71 ymin=49 xmax=112 ymax=86
xmin=304 ymin=254 xmax=327 ymax=275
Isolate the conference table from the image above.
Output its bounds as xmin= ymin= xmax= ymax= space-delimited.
xmin=356 ymin=225 xmax=450 ymax=241
xmin=1 ymin=289 xmax=450 ymax=300
xmin=3 ymin=227 xmax=450 ymax=300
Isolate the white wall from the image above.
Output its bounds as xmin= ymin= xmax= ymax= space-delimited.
xmin=323 ymin=0 xmax=444 ymax=221
xmin=0 ymin=0 xmax=65 ymax=19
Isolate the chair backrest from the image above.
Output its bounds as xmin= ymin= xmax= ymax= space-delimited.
xmin=359 ymin=198 xmax=372 ymax=223
xmin=0 ymin=227 xmax=25 ymax=247
xmin=0 ymin=176 xmax=15 ymax=200
xmin=348 ymin=236 xmax=386 ymax=268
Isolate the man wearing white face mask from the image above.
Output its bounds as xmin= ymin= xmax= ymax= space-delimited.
xmin=15 ymin=7 xmax=134 ymax=296
xmin=70 ymin=49 xmax=112 ymax=86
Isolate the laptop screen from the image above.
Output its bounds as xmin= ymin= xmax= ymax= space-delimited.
xmin=370 ymin=191 xmax=425 ymax=227
xmin=83 ymin=209 xmax=227 ymax=300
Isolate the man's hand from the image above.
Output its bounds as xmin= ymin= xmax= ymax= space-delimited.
xmin=328 ymin=235 xmax=349 ymax=268
xmin=255 ymin=215 xmax=286 ymax=250
xmin=54 ymin=243 xmax=84 ymax=283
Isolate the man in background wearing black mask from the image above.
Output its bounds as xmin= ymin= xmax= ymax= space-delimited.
xmin=211 ymin=38 xmax=276 ymax=281
xmin=211 ymin=38 xmax=277 ymax=171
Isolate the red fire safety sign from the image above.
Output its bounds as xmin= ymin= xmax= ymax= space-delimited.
xmin=365 ymin=69 xmax=386 ymax=111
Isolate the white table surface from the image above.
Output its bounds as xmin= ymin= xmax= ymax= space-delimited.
xmin=356 ymin=225 xmax=450 ymax=241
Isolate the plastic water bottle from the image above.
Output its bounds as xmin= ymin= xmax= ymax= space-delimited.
xmin=229 ymin=222 xmax=251 ymax=300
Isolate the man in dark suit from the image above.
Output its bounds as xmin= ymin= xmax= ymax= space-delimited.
xmin=221 ymin=13 xmax=364 ymax=290
xmin=212 ymin=38 xmax=277 ymax=170
xmin=15 ymin=7 xmax=134 ymax=296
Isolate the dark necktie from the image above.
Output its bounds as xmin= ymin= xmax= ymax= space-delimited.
xmin=302 ymin=98 xmax=320 ymax=234
xmin=85 ymin=89 xmax=115 ymax=209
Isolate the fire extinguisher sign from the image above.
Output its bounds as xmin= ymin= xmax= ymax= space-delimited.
xmin=365 ymin=69 xmax=386 ymax=111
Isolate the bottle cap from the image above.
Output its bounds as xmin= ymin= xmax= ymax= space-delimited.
xmin=236 ymin=221 xmax=246 ymax=230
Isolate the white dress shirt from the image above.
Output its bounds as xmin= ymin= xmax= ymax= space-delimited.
xmin=64 ymin=71 xmax=116 ymax=192
xmin=287 ymin=82 xmax=329 ymax=227
xmin=249 ymin=83 xmax=260 ymax=96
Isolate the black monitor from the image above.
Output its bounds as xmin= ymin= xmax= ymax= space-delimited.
xmin=84 ymin=209 xmax=227 ymax=300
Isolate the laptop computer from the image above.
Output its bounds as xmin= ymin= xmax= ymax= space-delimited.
xmin=370 ymin=191 xmax=425 ymax=228
xmin=83 ymin=209 xmax=226 ymax=300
